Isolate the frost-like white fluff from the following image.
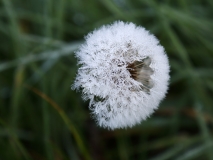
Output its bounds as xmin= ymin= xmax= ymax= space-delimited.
xmin=72 ymin=21 xmax=170 ymax=130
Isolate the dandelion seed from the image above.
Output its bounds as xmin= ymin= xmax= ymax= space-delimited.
xmin=72 ymin=21 xmax=170 ymax=130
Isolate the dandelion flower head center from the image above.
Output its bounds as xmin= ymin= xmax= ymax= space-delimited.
xmin=108 ymin=42 xmax=154 ymax=94
xmin=127 ymin=57 xmax=154 ymax=93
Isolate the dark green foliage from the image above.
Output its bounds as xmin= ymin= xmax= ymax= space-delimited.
xmin=0 ymin=0 xmax=213 ymax=159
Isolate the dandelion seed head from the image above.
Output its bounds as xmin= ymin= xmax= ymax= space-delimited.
xmin=72 ymin=21 xmax=170 ymax=130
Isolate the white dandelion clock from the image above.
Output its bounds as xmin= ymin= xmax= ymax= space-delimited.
xmin=72 ymin=21 xmax=170 ymax=130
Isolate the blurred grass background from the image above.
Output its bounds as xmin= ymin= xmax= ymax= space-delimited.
xmin=0 ymin=0 xmax=213 ymax=159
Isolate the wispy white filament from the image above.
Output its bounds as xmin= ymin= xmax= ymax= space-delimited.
xmin=72 ymin=21 xmax=170 ymax=130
